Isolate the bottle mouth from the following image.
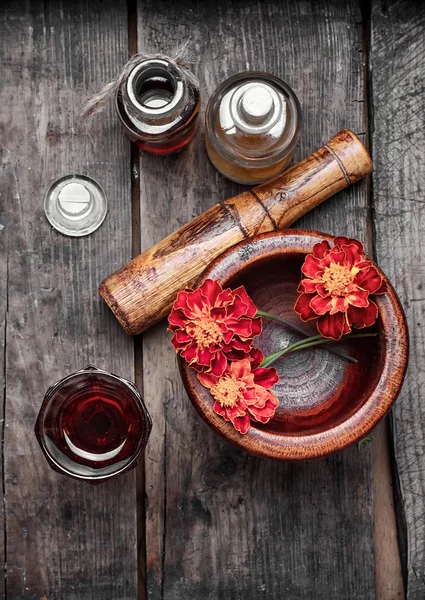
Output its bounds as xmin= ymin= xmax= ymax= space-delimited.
xmin=135 ymin=68 xmax=176 ymax=109
xmin=125 ymin=59 xmax=185 ymax=119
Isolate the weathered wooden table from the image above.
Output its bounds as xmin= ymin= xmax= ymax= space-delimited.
xmin=0 ymin=1 xmax=423 ymax=598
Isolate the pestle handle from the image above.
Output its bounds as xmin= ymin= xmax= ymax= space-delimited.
xmin=99 ymin=130 xmax=372 ymax=335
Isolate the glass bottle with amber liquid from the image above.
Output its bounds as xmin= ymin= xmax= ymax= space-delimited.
xmin=205 ymin=72 xmax=302 ymax=184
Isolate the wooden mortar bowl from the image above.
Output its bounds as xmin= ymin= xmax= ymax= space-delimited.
xmin=179 ymin=230 xmax=409 ymax=460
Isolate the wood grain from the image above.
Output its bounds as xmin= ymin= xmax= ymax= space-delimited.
xmin=137 ymin=1 xmax=375 ymax=598
xmin=0 ymin=2 xmax=137 ymax=598
xmin=373 ymin=421 xmax=404 ymax=600
xmin=100 ymin=129 xmax=371 ymax=335
xmin=371 ymin=1 xmax=425 ymax=597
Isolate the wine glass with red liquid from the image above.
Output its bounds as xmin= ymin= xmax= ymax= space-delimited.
xmin=35 ymin=365 xmax=151 ymax=482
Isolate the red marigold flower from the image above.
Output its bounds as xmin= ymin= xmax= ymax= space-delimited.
xmin=197 ymin=355 xmax=279 ymax=434
xmin=168 ymin=279 xmax=262 ymax=376
xmin=294 ymin=237 xmax=387 ymax=341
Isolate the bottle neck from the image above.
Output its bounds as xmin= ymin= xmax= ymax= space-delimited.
xmin=122 ymin=58 xmax=188 ymax=131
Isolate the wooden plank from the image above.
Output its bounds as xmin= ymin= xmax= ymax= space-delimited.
xmin=0 ymin=148 xmax=9 ymax=600
xmin=0 ymin=2 xmax=137 ymax=598
xmin=372 ymin=421 xmax=404 ymax=600
xmin=371 ymin=1 xmax=425 ymax=598
xmin=137 ymin=1 xmax=375 ymax=598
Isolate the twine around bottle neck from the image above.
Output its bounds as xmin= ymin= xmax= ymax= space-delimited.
xmin=78 ymin=44 xmax=199 ymax=125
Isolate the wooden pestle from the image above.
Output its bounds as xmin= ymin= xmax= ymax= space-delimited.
xmin=99 ymin=129 xmax=372 ymax=335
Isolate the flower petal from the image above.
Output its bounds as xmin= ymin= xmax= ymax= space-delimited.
xmin=299 ymin=278 xmax=319 ymax=294
xmin=334 ymin=237 xmax=364 ymax=254
xmin=197 ymin=347 xmax=215 ymax=366
xmin=213 ymin=401 xmax=227 ymax=417
xmin=209 ymin=351 xmax=227 ymax=377
xmin=317 ymin=312 xmax=347 ymax=340
xmin=248 ymin=392 xmax=279 ymax=422
xmin=226 ymin=317 xmax=254 ymax=338
xmin=174 ymin=329 xmax=191 ymax=344
xmin=186 ymin=288 xmax=208 ymax=315
xmin=168 ymin=308 xmax=187 ymax=329
xmin=232 ymin=286 xmax=257 ymax=317
xmin=251 ymin=384 xmax=270 ymax=407
xmin=229 ymin=359 xmax=251 ymax=380
xmin=230 ymin=413 xmax=251 ymax=434
xmin=225 ymin=348 xmax=248 ymax=361
xmin=227 ymin=337 xmax=252 ymax=352
xmin=330 ymin=296 xmax=349 ymax=315
xmin=294 ymin=293 xmax=318 ymax=321
xmin=347 ymin=300 xmax=378 ymax=329
xmin=248 ymin=348 xmax=264 ymax=369
xmin=210 ymin=306 xmax=226 ymax=321
xmin=198 ymin=371 xmax=218 ymax=389
xmin=215 ymin=289 xmax=233 ymax=307
xmin=343 ymin=244 xmax=363 ymax=267
xmin=328 ymin=248 xmax=346 ymax=266
xmin=374 ymin=280 xmax=387 ymax=295
xmin=252 ymin=366 xmax=279 ymax=389
xmin=227 ymin=402 xmax=248 ymax=418
xmin=313 ymin=240 xmax=332 ymax=258
xmin=172 ymin=289 xmax=192 ymax=316
xmin=222 ymin=329 xmax=234 ymax=345
xmin=181 ymin=341 xmax=198 ymax=363
xmin=310 ymin=294 xmax=333 ymax=315
xmin=315 ymin=283 xmax=330 ymax=298
xmin=346 ymin=288 xmax=369 ymax=308
xmin=199 ymin=279 xmax=222 ymax=304
xmin=225 ymin=296 xmax=250 ymax=319
xmin=250 ymin=316 xmax=262 ymax=338
xmin=355 ymin=266 xmax=382 ymax=293
xmin=301 ymin=255 xmax=324 ymax=278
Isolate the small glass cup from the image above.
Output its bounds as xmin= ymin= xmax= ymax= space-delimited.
xmin=35 ymin=365 xmax=151 ymax=483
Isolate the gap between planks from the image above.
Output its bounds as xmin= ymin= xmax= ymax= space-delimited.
xmin=361 ymin=0 xmax=405 ymax=597
xmin=128 ymin=0 xmax=147 ymax=598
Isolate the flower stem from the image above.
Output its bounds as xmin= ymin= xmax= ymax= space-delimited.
xmin=256 ymin=309 xmax=357 ymax=364
xmin=260 ymin=333 xmax=377 ymax=368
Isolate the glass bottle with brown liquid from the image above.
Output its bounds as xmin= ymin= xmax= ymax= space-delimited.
xmin=205 ymin=72 xmax=302 ymax=185
xmin=116 ymin=58 xmax=200 ymax=154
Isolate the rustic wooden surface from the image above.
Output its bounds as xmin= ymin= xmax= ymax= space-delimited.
xmin=371 ymin=0 xmax=425 ymax=598
xmin=373 ymin=421 xmax=404 ymax=600
xmin=137 ymin=1 xmax=375 ymax=598
xmin=1 ymin=0 xmax=422 ymax=598
xmin=0 ymin=1 xmax=137 ymax=599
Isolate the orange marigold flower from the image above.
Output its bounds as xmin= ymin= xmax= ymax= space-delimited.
xmin=168 ymin=279 xmax=262 ymax=377
xmin=197 ymin=353 xmax=279 ymax=434
xmin=294 ymin=237 xmax=387 ymax=340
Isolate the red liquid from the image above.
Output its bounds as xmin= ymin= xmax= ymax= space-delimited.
xmin=133 ymin=122 xmax=199 ymax=154
xmin=62 ymin=390 xmax=131 ymax=456
xmin=42 ymin=373 xmax=147 ymax=473
xmin=116 ymin=90 xmax=200 ymax=155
